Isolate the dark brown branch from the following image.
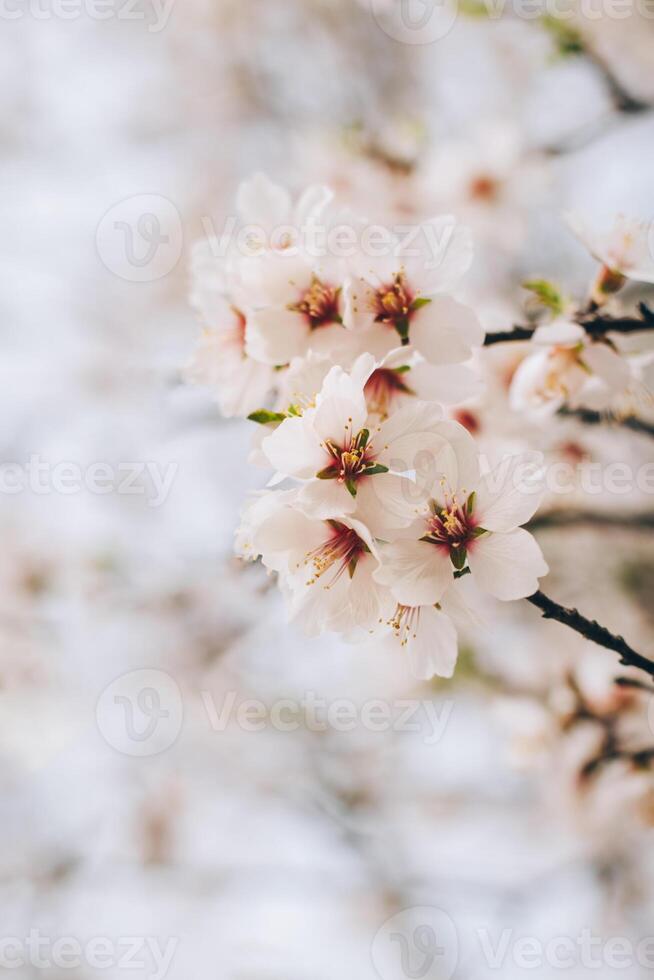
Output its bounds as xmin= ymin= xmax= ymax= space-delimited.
xmin=483 ymin=303 xmax=654 ymax=347
xmin=526 ymin=590 xmax=654 ymax=681
xmin=558 ymin=407 xmax=654 ymax=440
xmin=528 ymin=510 xmax=654 ymax=532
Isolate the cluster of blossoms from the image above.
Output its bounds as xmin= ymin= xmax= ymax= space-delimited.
xmin=187 ymin=174 xmax=551 ymax=679
xmin=510 ymin=214 xmax=654 ymax=417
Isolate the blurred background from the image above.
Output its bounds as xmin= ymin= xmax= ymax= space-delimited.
xmin=2 ymin=2 xmax=654 ymax=978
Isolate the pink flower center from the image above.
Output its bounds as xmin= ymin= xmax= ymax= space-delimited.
xmin=318 ymin=426 xmax=387 ymax=495
xmin=373 ymin=272 xmax=414 ymax=326
xmin=303 ymin=520 xmax=368 ymax=586
xmin=422 ymin=494 xmax=481 ymax=569
xmin=291 ymin=277 xmax=341 ymax=329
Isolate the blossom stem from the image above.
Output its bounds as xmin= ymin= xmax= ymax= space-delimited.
xmin=526 ymin=590 xmax=654 ymax=680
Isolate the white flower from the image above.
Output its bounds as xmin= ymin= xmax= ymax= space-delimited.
xmin=186 ymin=242 xmax=274 ymax=418
xmin=246 ymin=495 xmax=391 ymax=637
xmin=375 ymin=580 xmax=477 ymax=680
xmin=361 ymin=346 xmax=483 ymax=418
xmin=244 ymin=249 xmax=352 ymax=365
xmin=235 ymin=172 xmax=332 ymax=256
xmin=509 ymin=319 xmax=631 ymax=415
xmin=565 ymin=212 xmax=654 ymax=291
xmin=260 ymin=359 xmax=472 ymax=536
xmin=342 ymin=217 xmax=484 ymax=364
xmin=374 ymin=450 xmax=548 ymax=603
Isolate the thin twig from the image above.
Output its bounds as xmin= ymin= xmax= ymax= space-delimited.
xmin=528 ymin=510 xmax=654 ymax=532
xmin=558 ymin=407 xmax=654 ymax=440
xmin=526 ymin=590 xmax=654 ymax=681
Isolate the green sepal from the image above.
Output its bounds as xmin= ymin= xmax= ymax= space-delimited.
xmin=466 ymin=491 xmax=476 ymax=515
xmin=345 ymin=478 xmax=358 ymax=498
xmin=522 ymin=278 xmax=565 ymax=316
xmin=453 ymin=567 xmax=471 ymax=580
xmin=394 ymin=317 xmax=410 ymax=343
xmin=316 ymin=466 xmax=338 ymax=480
xmin=410 ymin=297 xmax=432 ymax=311
xmin=356 ymin=428 xmax=370 ymax=450
xmin=362 ymin=463 xmax=389 ymax=477
xmin=347 ymin=557 xmax=358 ymax=579
xmin=470 ymin=526 xmax=487 ymax=538
xmin=450 ymin=546 xmax=467 ymax=571
xmin=247 ymin=409 xmax=287 ymax=425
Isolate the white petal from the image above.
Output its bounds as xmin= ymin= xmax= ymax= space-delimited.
xmin=374 ymin=538 xmax=452 ymax=606
xmin=341 ymin=276 xmax=377 ymax=331
xmin=474 ymin=454 xmax=545 ymax=533
xmin=236 ymin=172 xmax=291 ymax=232
xmin=312 ymin=374 xmax=368 ymax=444
xmin=241 ymin=251 xmax=314 ymax=306
xmin=408 ymin=360 xmax=483 ymax=406
xmin=262 ymin=415 xmax=326 ymax=478
xmin=405 ymin=605 xmax=459 ymax=680
xmin=468 ymin=528 xmax=548 ymax=601
xmin=246 ymin=306 xmax=309 ymax=365
xmin=410 ymin=296 xmax=484 ymax=365
xmin=405 ymin=217 xmax=474 ymax=294
xmin=354 ymin=473 xmax=423 ymax=536
xmin=296 ymin=478 xmax=357 ymax=520
xmin=532 ymin=320 xmax=584 ymax=346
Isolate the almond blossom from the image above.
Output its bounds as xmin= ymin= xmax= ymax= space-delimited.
xmin=374 ymin=451 xmax=548 ymax=603
xmin=565 ymin=212 xmax=654 ymax=300
xmin=260 ymin=358 xmax=474 ymax=535
xmin=342 ymin=217 xmax=485 ymax=363
xmin=241 ymin=490 xmax=391 ymax=637
xmin=509 ymin=319 xmax=631 ymax=415
xmin=186 ymin=241 xmax=275 ymax=418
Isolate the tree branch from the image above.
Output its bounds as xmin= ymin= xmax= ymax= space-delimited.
xmin=526 ymin=590 xmax=654 ymax=681
xmin=483 ymin=302 xmax=654 ymax=347
xmin=528 ymin=510 xmax=654 ymax=532
xmin=558 ymin=407 xmax=654 ymax=440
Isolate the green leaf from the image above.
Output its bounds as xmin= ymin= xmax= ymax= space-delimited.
xmin=523 ymin=279 xmax=565 ymax=316
xmin=362 ymin=463 xmax=389 ymax=477
xmin=316 ymin=466 xmax=338 ymax=480
xmin=247 ymin=409 xmax=287 ymax=425
xmin=410 ymin=297 xmax=432 ymax=311
xmin=450 ymin=546 xmax=467 ymax=571
xmin=345 ymin=478 xmax=358 ymax=498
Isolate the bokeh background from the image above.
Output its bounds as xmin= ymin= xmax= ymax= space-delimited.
xmin=3 ymin=3 xmax=654 ymax=978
